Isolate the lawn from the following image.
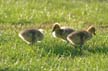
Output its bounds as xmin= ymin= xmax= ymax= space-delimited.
xmin=0 ymin=0 xmax=108 ymax=71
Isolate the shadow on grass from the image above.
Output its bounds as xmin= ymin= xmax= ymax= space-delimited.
xmin=83 ymin=45 xmax=108 ymax=54
xmin=32 ymin=42 xmax=88 ymax=58
xmin=32 ymin=41 xmax=108 ymax=58
xmin=0 ymin=67 xmax=25 ymax=71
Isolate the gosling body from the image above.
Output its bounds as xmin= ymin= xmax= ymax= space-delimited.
xmin=52 ymin=23 xmax=75 ymax=41
xmin=19 ymin=29 xmax=44 ymax=44
xmin=67 ymin=25 xmax=96 ymax=47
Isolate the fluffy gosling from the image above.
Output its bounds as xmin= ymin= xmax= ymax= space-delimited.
xmin=67 ymin=25 xmax=96 ymax=47
xmin=19 ymin=28 xmax=44 ymax=45
xmin=52 ymin=23 xmax=75 ymax=41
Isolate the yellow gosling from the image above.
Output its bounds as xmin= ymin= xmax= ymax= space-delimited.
xmin=67 ymin=25 xmax=96 ymax=47
xmin=52 ymin=23 xmax=75 ymax=41
xmin=19 ymin=28 xmax=44 ymax=44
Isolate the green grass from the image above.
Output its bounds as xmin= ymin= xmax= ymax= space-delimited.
xmin=0 ymin=0 xmax=108 ymax=71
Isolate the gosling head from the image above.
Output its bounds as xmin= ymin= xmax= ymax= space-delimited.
xmin=86 ymin=25 xmax=96 ymax=35
xmin=52 ymin=23 xmax=61 ymax=32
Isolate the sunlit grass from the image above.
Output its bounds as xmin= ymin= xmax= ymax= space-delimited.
xmin=0 ymin=0 xmax=108 ymax=25
xmin=0 ymin=0 xmax=108 ymax=71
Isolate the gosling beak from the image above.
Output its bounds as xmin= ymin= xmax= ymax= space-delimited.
xmin=52 ymin=28 xmax=55 ymax=32
xmin=93 ymin=32 xmax=96 ymax=35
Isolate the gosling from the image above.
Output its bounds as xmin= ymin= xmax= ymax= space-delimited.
xmin=19 ymin=28 xmax=44 ymax=45
xmin=52 ymin=23 xmax=75 ymax=42
xmin=67 ymin=25 xmax=96 ymax=48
